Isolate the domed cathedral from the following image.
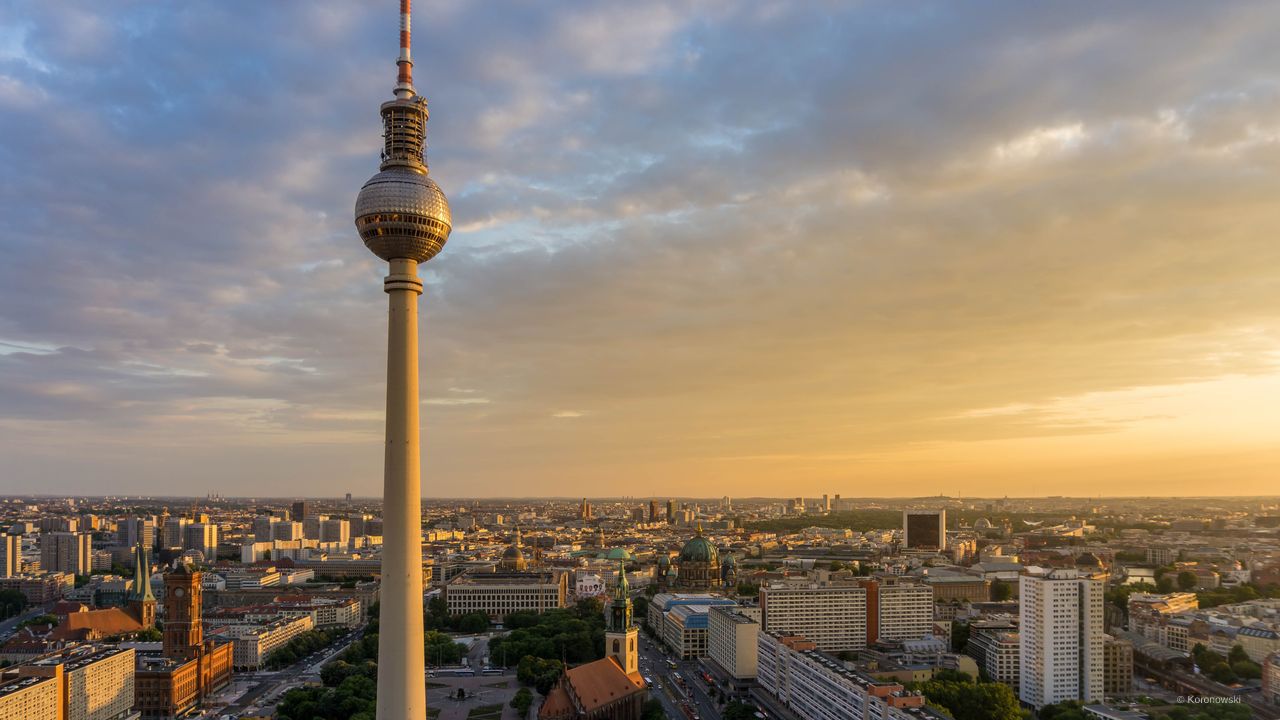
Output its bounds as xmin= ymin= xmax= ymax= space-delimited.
xmin=720 ymin=553 xmax=738 ymax=589
xmin=500 ymin=527 xmax=529 ymax=572
xmin=676 ymin=524 xmax=719 ymax=591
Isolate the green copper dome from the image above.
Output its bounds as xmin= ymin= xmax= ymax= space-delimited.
xmin=679 ymin=527 xmax=718 ymax=564
xmin=604 ymin=547 xmax=633 ymax=562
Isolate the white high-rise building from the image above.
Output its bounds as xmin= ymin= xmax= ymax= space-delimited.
xmin=760 ymin=584 xmax=868 ymax=651
xmin=1020 ymin=568 xmax=1103 ymax=709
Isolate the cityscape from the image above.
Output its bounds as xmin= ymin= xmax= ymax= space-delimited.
xmin=2 ymin=496 xmax=1280 ymax=720
xmin=3 ymin=2 xmax=1280 ymax=720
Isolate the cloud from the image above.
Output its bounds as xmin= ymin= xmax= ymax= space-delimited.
xmin=1 ymin=1 xmax=1279 ymax=496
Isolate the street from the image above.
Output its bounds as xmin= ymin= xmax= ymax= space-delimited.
xmin=209 ymin=628 xmax=363 ymax=718
xmin=0 ymin=604 xmax=51 ymax=643
xmin=637 ymin=635 xmax=721 ymax=720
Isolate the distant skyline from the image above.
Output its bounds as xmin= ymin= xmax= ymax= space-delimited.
xmin=5 ymin=494 xmax=1280 ymax=502
xmin=2 ymin=2 xmax=1279 ymax=498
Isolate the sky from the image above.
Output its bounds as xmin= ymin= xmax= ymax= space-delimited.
xmin=1 ymin=1 xmax=1279 ymax=499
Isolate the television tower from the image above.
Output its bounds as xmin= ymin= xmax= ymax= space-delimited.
xmin=353 ymin=2 xmax=452 ymax=719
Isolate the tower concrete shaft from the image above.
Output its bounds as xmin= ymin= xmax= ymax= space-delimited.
xmin=377 ymin=258 xmax=427 ymax=720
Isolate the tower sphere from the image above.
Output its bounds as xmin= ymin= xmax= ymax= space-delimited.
xmin=355 ymin=168 xmax=452 ymax=263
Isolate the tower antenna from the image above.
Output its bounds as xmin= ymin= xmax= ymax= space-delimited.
xmin=395 ymin=0 xmax=414 ymax=98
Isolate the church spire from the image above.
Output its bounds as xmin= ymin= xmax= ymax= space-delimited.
xmin=605 ymin=559 xmax=638 ymax=676
xmin=131 ymin=542 xmax=155 ymax=603
xmin=608 ymin=560 xmax=632 ymax=632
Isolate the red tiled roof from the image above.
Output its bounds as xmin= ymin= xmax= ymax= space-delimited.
xmin=538 ymin=685 xmax=575 ymax=719
xmin=564 ymin=657 xmax=645 ymax=713
xmin=49 ymin=607 xmax=144 ymax=641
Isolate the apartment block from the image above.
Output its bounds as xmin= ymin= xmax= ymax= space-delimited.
xmin=40 ymin=532 xmax=92 ymax=576
xmin=756 ymin=631 xmax=946 ymax=720
xmin=760 ymin=584 xmax=868 ymax=652
xmin=706 ymin=606 xmax=760 ymax=696
xmin=1019 ymin=568 xmax=1103 ymax=709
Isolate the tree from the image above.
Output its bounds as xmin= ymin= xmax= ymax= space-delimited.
xmin=489 ymin=606 xmax=606 ymax=667
xmin=1207 ymin=662 xmax=1237 ymax=684
xmin=321 ymin=660 xmax=360 ymax=687
xmin=1177 ymin=571 xmax=1198 ymax=591
xmin=1231 ymin=659 xmax=1261 ymax=680
xmin=1105 ymin=582 xmax=1156 ymax=612
xmin=505 ymin=611 xmax=541 ymax=629
xmin=723 ymin=702 xmax=759 ymax=720
xmin=424 ymin=630 xmax=467 ymax=666
xmin=950 ymin=621 xmax=971 ymax=653
xmin=517 ymin=656 xmax=563 ymax=695
xmin=425 ymin=596 xmax=450 ymax=631
xmin=574 ymin=597 xmax=604 ymax=619
xmin=0 ymin=589 xmax=27 ymax=620
xmin=914 ymin=677 xmax=1021 ymax=720
xmin=641 ymin=700 xmax=666 ymax=720
xmin=264 ymin=628 xmax=345 ymax=670
xmin=1227 ymin=645 xmax=1248 ymax=664
xmin=453 ymin=612 xmax=491 ymax=634
xmin=17 ymin=614 xmax=57 ymax=630
xmin=736 ymin=582 xmax=759 ymax=598
xmin=277 ymin=673 xmax=376 ymax=720
xmin=1156 ymin=576 xmax=1175 ymax=593
xmin=510 ymin=687 xmax=533 ymax=716
xmin=931 ymin=669 xmax=974 ymax=684
xmin=990 ymin=580 xmax=1013 ymax=602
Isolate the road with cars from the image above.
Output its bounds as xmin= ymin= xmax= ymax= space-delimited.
xmin=211 ymin=628 xmax=361 ymax=719
xmin=0 ymin=605 xmax=51 ymax=643
xmin=637 ymin=634 xmax=721 ymax=720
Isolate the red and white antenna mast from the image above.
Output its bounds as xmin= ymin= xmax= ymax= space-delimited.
xmin=395 ymin=0 xmax=415 ymax=98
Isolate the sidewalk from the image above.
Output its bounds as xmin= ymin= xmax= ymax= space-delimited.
xmin=749 ymin=687 xmax=802 ymax=720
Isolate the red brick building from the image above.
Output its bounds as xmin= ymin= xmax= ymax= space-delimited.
xmin=135 ymin=565 xmax=233 ymax=718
